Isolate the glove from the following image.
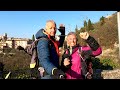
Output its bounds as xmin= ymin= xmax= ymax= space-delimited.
xmin=58 ymin=24 xmax=65 ymax=34
xmin=53 ymin=69 xmax=66 ymax=79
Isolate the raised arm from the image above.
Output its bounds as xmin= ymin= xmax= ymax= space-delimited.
xmin=58 ymin=24 xmax=65 ymax=47
xmin=80 ymin=32 xmax=102 ymax=56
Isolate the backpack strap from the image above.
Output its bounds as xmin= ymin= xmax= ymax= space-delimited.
xmin=78 ymin=47 xmax=85 ymax=61
xmin=78 ymin=46 xmax=93 ymax=79
xmin=78 ymin=46 xmax=88 ymax=79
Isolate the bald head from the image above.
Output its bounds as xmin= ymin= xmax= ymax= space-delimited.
xmin=46 ymin=20 xmax=56 ymax=27
xmin=45 ymin=20 xmax=57 ymax=36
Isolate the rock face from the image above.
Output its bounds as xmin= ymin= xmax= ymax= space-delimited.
xmin=101 ymin=69 xmax=120 ymax=79
xmin=92 ymin=69 xmax=120 ymax=79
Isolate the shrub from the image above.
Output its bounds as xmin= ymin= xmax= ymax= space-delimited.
xmin=92 ymin=58 xmax=119 ymax=70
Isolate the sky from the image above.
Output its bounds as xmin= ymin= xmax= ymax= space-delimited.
xmin=0 ymin=11 xmax=117 ymax=39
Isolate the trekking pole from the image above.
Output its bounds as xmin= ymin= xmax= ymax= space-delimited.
xmin=5 ymin=71 xmax=11 ymax=79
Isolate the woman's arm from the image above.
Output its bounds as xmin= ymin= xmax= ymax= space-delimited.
xmin=79 ymin=32 xmax=102 ymax=56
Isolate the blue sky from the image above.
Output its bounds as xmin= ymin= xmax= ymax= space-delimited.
xmin=0 ymin=11 xmax=117 ymax=39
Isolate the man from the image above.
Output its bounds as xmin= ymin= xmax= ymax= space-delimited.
xmin=33 ymin=20 xmax=65 ymax=79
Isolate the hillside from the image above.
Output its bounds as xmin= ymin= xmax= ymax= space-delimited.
xmin=89 ymin=12 xmax=118 ymax=48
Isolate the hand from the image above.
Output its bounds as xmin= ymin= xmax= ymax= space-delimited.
xmin=53 ymin=69 xmax=66 ymax=79
xmin=38 ymin=67 xmax=45 ymax=77
xmin=64 ymin=58 xmax=70 ymax=66
xmin=58 ymin=24 xmax=65 ymax=34
xmin=79 ymin=32 xmax=89 ymax=40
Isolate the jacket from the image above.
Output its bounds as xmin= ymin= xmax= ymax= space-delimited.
xmin=61 ymin=36 xmax=102 ymax=79
xmin=35 ymin=29 xmax=65 ymax=75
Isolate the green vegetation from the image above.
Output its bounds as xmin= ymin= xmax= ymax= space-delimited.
xmin=92 ymin=58 xmax=120 ymax=70
xmin=0 ymin=48 xmax=31 ymax=79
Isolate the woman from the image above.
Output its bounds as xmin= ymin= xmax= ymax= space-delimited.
xmin=61 ymin=32 xmax=102 ymax=79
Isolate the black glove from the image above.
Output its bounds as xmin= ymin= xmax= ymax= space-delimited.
xmin=53 ymin=69 xmax=66 ymax=79
xmin=58 ymin=25 xmax=65 ymax=34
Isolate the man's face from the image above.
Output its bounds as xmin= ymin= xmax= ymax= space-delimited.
xmin=45 ymin=22 xmax=56 ymax=36
xmin=67 ymin=34 xmax=77 ymax=47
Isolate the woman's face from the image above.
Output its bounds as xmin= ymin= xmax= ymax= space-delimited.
xmin=67 ymin=34 xmax=77 ymax=47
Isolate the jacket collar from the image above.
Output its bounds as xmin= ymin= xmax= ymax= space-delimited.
xmin=67 ymin=44 xmax=80 ymax=55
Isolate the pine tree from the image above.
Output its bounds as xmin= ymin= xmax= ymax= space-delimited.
xmin=75 ymin=25 xmax=78 ymax=33
xmin=32 ymin=34 xmax=35 ymax=41
xmin=84 ymin=20 xmax=87 ymax=31
xmin=4 ymin=33 xmax=7 ymax=41
xmin=100 ymin=16 xmax=105 ymax=26
xmin=75 ymin=25 xmax=80 ymax=44
xmin=87 ymin=19 xmax=94 ymax=31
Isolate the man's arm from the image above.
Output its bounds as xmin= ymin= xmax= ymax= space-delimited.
xmin=37 ymin=39 xmax=56 ymax=75
xmin=58 ymin=25 xmax=65 ymax=47
xmin=37 ymin=39 xmax=66 ymax=78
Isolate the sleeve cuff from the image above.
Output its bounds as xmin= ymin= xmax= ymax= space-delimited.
xmin=52 ymin=68 xmax=57 ymax=75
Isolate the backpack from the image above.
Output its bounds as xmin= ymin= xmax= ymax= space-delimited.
xmin=25 ymin=37 xmax=49 ymax=78
xmin=78 ymin=47 xmax=93 ymax=79
xmin=26 ymin=37 xmax=49 ymax=68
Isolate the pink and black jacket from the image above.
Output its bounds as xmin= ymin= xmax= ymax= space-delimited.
xmin=61 ymin=36 xmax=102 ymax=79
